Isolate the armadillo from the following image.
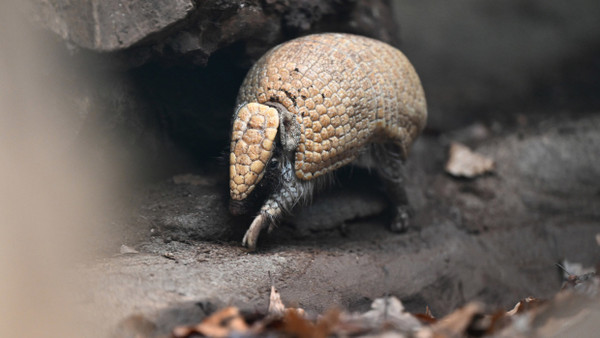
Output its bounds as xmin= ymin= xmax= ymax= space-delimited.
xmin=228 ymin=33 xmax=427 ymax=250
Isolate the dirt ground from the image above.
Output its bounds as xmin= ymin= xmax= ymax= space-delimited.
xmin=76 ymin=113 xmax=600 ymax=336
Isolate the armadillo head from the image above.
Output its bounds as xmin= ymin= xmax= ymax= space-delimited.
xmin=229 ymin=103 xmax=279 ymax=209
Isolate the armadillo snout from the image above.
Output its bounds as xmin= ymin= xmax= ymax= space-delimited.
xmin=229 ymin=103 xmax=280 ymax=201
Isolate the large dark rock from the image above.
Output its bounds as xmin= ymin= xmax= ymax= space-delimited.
xmin=28 ymin=0 xmax=402 ymax=180
xmin=30 ymin=0 xmax=600 ymax=179
xmin=30 ymin=0 xmax=600 ymax=161
xmin=31 ymin=0 xmax=399 ymax=66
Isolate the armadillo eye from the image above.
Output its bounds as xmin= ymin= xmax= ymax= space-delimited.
xmin=268 ymin=157 xmax=279 ymax=170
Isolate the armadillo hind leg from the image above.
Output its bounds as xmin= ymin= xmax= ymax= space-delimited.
xmin=242 ymin=158 xmax=309 ymax=250
xmin=372 ymin=143 xmax=414 ymax=232
xmin=384 ymin=182 xmax=412 ymax=233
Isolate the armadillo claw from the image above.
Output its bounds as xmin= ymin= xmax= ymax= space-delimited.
xmin=389 ymin=205 xmax=413 ymax=233
xmin=242 ymin=213 xmax=267 ymax=251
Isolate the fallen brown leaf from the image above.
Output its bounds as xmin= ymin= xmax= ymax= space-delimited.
xmin=280 ymin=307 xmax=339 ymax=338
xmin=415 ymin=306 xmax=437 ymax=324
xmin=430 ymin=302 xmax=483 ymax=337
xmin=461 ymin=309 xmax=510 ymax=337
xmin=499 ymin=289 xmax=600 ymax=337
xmin=281 ymin=309 xmax=318 ymax=338
xmin=268 ymin=285 xmax=286 ymax=317
xmin=445 ymin=142 xmax=494 ymax=178
xmin=507 ymin=297 xmax=543 ymax=316
xmin=362 ymin=296 xmax=422 ymax=332
xmin=267 ymin=282 xmax=305 ymax=319
xmin=172 ymin=306 xmax=249 ymax=338
xmin=316 ymin=309 xmax=341 ymax=337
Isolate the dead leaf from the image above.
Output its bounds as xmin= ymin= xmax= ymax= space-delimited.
xmin=172 ymin=306 xmax=249 ymax=338
xmin=281 ymin=309 xmax=318 ymax=338
xmin=280 ymin=307 xmax=339 ymax=338
xmin=557 ymin=261 xmax=598 ymax=296
xmin=267 ymin=282 xmax=305 ymax=320
xmin=470 ymin=309 xmax=509 ymax=336
xmin=499 ymin=289 xmax=600 ymax=337
xmin=315 ymin=309 xmax=340 ymax=337
xmin=429 ymin=302 xmax=483 ymax=337
xmin=426 ymin=306 xmax=434 ymax=318
xmin=415 ymin=306 xmax=437 ymax=324
xmin=162 ymin=252 xmax=177 ymax=261
xmin=268 ymin=285 xmax=286 ymax=317
xmin=507 ymin=297 xmax=543 ymax=316
xmin=445 ymin=142 xmax=494 ymax=178
xmin=364 ymin=296 xmax=422 ymax=332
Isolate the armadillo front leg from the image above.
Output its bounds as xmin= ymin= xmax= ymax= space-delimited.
xmin=242 ymin=158 xmax=306 ymax=250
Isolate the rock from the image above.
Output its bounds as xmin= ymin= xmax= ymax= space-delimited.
xmin=31 ymin=0 xmax=195 ymax=51
xmin=31 ymin=0 xmax=400 ymax=66
xmin=26 ymin=0 xmax=402 ymax=182
xmin=27 ymin=1 xmax=600 ymax=177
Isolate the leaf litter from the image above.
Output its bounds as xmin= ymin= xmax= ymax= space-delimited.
xmin=171 ymin=260 xmax=599 ymax=337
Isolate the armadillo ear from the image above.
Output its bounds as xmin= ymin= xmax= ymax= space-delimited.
xmin=277 ymin=105 xmax=301 ymax=153
xmin=229 ymin=103 xmax=279 ymax=200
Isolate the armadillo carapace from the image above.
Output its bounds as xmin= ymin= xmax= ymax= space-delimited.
xmin=229 ymin=33 xmax=427 ymax=250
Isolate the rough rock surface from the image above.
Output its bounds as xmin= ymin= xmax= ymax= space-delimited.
xmin=31 ymin=0 xmax=195 ymax=51
xmin=31 ymin=0 xmax=399 ymax=66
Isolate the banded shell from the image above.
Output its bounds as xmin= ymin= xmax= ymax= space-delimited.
xmin=236 ymin=33 xmax=427 ymax=181
xmin=230 ymin=33 xmax=427 ymax=201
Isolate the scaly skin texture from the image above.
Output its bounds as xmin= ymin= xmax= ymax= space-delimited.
xmin=229 ymin=33 xmax=427 ymax=250
xmin=230 ymin=103 xmax=279 ymax=200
